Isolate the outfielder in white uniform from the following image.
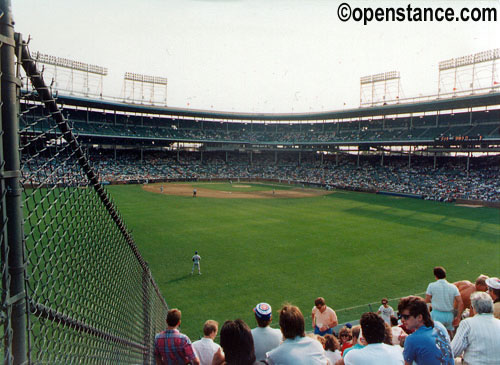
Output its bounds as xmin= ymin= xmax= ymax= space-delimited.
xmin=191 ymin=251 xmax=201 ymax=275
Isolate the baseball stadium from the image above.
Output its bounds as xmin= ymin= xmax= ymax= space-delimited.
xmin=2 ymin=1 xmax=500 ymax=364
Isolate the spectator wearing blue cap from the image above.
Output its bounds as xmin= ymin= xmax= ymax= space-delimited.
xmin=251 ymin=303 xmax=282 ymax=361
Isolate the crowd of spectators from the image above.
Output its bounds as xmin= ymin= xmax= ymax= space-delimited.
xmin=154 ymin=269 xmax=500 ymax=364
xmin=21 ymin=150 xmax=500 ymax=203
xmin=65 ymin=120 xmax=499 ymax=144
xmin=21 ymin=104 xmax=500 ymax=145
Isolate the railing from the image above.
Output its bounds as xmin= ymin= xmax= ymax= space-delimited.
xmin=0 ymin=2 xmax=169 ymax=362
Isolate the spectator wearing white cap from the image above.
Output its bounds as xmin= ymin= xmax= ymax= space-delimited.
xmin=251 ymin=303 xmax=282 ymax=362
xmin=485 ymin=277 xmax=500 ymax=319
xmin=451 ymin=291 xmax=500 ymax=364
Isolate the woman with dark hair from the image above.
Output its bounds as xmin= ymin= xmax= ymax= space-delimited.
xmin=212 ymin=319 xmax=265 ymax=365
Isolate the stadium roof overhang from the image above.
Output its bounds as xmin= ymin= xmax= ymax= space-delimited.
xmin=55 ymin=92 xmax=500 ymax=122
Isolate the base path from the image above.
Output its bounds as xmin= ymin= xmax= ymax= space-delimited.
xmin=143 ymin=183 xmax=332 ymax=199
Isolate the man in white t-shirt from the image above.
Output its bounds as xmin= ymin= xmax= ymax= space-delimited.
xmin=312 ymin=297 xmax=338 ymax=336
xmin=192 ymin=320 xmax=221 ymax=365
xmin=377 ymin=298 xmax=395 ymax=324
xmin=191 ymin=251 xmax=201 ymax=275
xmin=266 ymin=304 xmax=329 ymax=364
xmin=344 ymin=312 xmax=403 ymax=365
xmin=251 ymin=302 xmax=282 ymax=361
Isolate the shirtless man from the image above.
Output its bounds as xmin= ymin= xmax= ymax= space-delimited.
xmin=453 ymin=274 xmax=488 ymax=313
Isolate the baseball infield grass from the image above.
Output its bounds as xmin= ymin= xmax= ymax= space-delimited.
xmin=107 ymin=183 xmax=500 ymax=341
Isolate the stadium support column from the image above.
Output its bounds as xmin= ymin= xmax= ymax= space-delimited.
xmin=201 ymin=150 xmax=203 ymax=163
xmin=434 ymin=152 xmax=437 ymax=169
xmin=274 ymin=150 xmax=277 ymax=165
xmin=357 ymin=148 xmax=360 ymax=168
xmin=380 ymin=150 xmax=384 ymax=166
xmin=408 ymin=146 xmax=412 ymax=168
xmin=225 ymin=151 xmax=228 ymax=163
xmin=335 ymin=152 xmax=339 ymax=166
xmin=466 ymin=152 xmax=470 ymax=178
xmin=1 ymin=4 xmax=27 ymax=363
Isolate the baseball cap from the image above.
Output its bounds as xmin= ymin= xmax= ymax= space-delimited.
xmin=486 ymin=277 xmax=500 ymax=290
xmin=254 ymin=302 xmax=272 ymax=320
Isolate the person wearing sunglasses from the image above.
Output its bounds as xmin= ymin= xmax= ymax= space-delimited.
xmin=311 ymin=297 xmax=338 ymax=337
xmin=377 ymin=298 xmax=395 ymax=325
xmin=397 ymin=296 xmax=453 ymax=365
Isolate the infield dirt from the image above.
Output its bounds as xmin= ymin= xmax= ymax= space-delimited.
xmin=143 ymin=183 xmax=331 ymax=199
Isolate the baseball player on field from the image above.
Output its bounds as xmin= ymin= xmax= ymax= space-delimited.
xmin=191 ymin=251 xmax=201 ymax=275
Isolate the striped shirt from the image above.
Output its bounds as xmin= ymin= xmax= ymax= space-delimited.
xmin=154 ymin=329 xmax=197 ymax=365
xmin=451 ymin=313 xmax=500 ymax=364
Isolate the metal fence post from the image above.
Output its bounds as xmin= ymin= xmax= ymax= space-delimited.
xmin=143 ymin=268 xmax=152 ymax=364
xmin=1 ymin=0 xmax=27 ymax=363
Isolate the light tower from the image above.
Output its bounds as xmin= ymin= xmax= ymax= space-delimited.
xmin=438 ymin=48 xmax=500 ymax=97
xmin=32 ymin=52 xmax=108 ymax=97
xmin=123 ymin=72 xmax=168 ymax=106
xmin=360 ymin=71 xmax=401 ymax=106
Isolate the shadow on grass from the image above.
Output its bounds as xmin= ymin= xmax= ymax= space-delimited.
xmin=331 ymin=190 xmax=500 ymax=225
xmin=341 ymin=204 xmax=499 ymax=243
xmin=165 ymin=274 xmax=192 ymax=284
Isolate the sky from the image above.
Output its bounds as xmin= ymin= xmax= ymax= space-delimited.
xmin=12 ymin=0 xmax=500 ymax=113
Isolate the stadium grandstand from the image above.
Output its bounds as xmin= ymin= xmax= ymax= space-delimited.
xmin=20 ymin=87 xmax=500 ymax=204
xmin=2 ymin=1 xmax=500 ymax=364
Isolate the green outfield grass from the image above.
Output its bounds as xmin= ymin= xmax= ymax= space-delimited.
xmin=107 ymin=183 xmax=500 ymax=340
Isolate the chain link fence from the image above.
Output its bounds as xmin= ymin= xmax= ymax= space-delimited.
xmin=1 ymin=9 xmax=169 ymax=363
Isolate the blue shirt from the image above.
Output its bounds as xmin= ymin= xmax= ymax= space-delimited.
xmin=403 ymin=321 xmax=453 ymax=365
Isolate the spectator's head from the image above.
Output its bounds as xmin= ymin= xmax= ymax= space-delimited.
xmin=390 ymin=315 xmax=398 ymax=327
xmin=166 ymin=309 xmax=181 ymax=328
xmin=471 ymin=291 xmax=494 ymax=314
xmin=359 ymin=312 xmax=385 ymax=344
xmin=381 ymin=298 xmax=389 ymax=306
xmin=324 ymin=334 xmax=340 ymax=352
xmin=433 ymin=266 xmax=446 ymax=279
xmin=398 ymin=296 xmax=433 ymax=330
xmin=279 ymin=304 xmax=305 ymax=339
xmin=203 ymin=320 xmax=218 ymax=338
xmin=351 ymin=325 xmax=361 ymax=343
xmin=486 ymin=277 xmax=500 ymax=301
xmin=475 ymin=274 xmax=489 ymax=291
xmin=254 ymin=302 xmax=272 ymax=327
xmin=338 ymin=326 xmax=352 ymax=344
xmin=219 ymin=319 xmax=256 ymax=365
xmin=313 ymin=334 xmax=326 ymax=348
xmin=314 ymin=297 xmax=326 ymax=313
